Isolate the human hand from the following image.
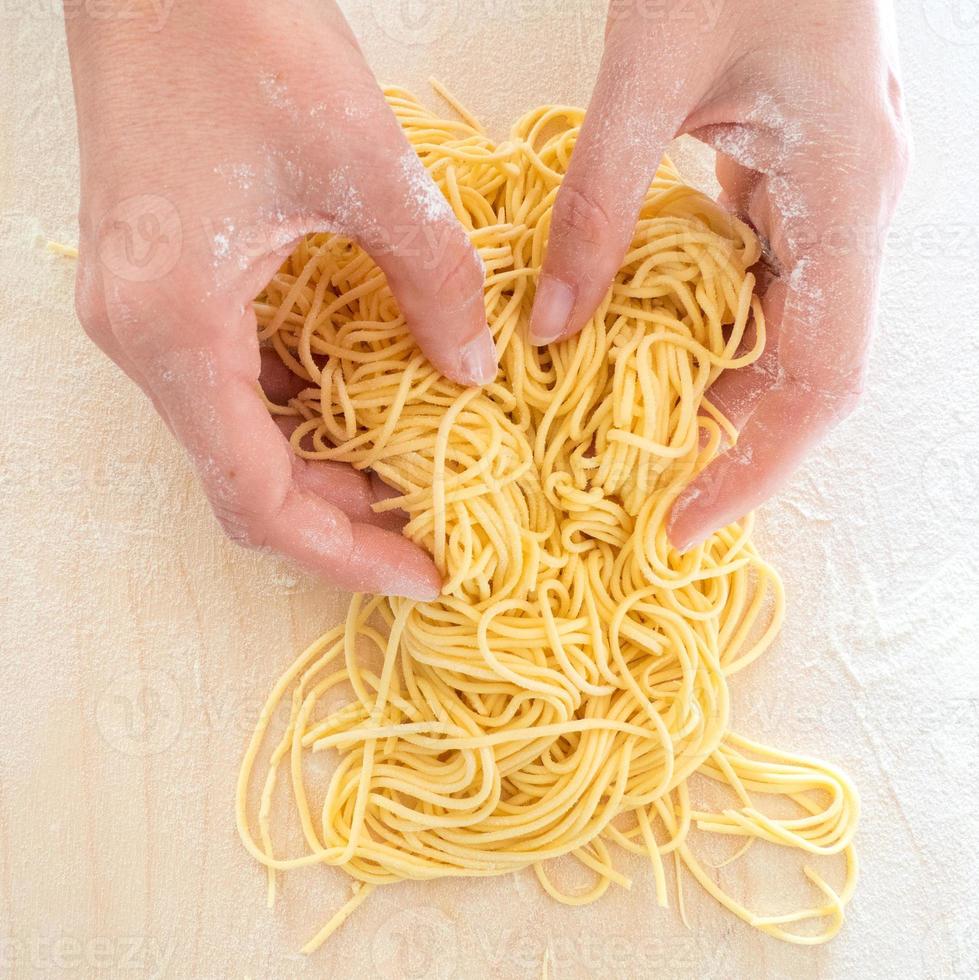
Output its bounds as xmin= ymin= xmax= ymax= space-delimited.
xmin=65 ymin=1 xmax=497 ymax=598
xmin=529 ymin=0 xmax=910 ymax=550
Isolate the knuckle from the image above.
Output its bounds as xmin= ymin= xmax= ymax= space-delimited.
xmin=102 ymin=298 xmax=145 ymax=347
xmin=858 ymin=92 xmax=911 ymax=191
xmin=885 ymin=67 xmax=909 ymax=134
xmin=73 ymin=250 xmax=151 ymax=351
xmin=431 ymin=242 xmax=482 ymax=304
xmin=873 ymin=112 xmax=911 ymax=185
xmin=209 ymin=476 xmax=294 ymax=554
xmin=886 ymin=122 xmax=912 ymax=187
xmin=99 ymin=288 xmax=168 ymax=358
xmin=91 ymin=278 xmax=208 ymax=359
xmin=212 ymin=498 xmax=271 ymax=551
xmin=75 ymin=297 xmax=104 ymax=346
xmin=73 ymin=258 xmax=107 ymax=343
xmin=554 ymin=185 xmax=612 ymax=249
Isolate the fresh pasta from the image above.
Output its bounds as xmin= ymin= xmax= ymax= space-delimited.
xmin=237 ymin=85 xmax=858 ymax=954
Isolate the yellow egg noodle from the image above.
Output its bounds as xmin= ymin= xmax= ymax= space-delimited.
xmin=236 ymin=86 xmax=858 ymax=954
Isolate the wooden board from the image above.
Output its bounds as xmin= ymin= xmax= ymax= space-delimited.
xmin=2 ymin=2 xmax=978 ymax=977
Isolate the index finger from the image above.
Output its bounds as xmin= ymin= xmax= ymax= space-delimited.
xmin=528 ymin=27 xmax=704 ymax=345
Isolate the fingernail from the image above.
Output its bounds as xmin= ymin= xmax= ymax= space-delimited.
xmin=667 ymin=487 xmax=703 ymax=552
xmin=403 ymin=581 xmax=442 ymax=602
xmin=669 ymin=529 xmax=708 ymax=553
xmin=458 ymin=327 xmax=497 ymax=386
xmin=394 ymin=570 xmax=442 ymax=602
xmin=530 ymin=276 xmax=575 ymax=345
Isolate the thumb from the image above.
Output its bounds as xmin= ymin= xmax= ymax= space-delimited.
xmin=529 ymin=39 xmax=695 ymax=345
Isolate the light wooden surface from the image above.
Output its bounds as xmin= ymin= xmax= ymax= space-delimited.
xmin=2 ymin=2 xmax=978 ymax=978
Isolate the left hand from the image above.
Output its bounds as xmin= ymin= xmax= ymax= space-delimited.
xmin=530 ymin=0 xmax=910 ymax=550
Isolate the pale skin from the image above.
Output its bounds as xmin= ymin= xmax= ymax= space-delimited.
xmin=65 ymin=1 xmax=909 ymax=595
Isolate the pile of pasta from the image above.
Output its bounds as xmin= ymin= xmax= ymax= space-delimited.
xmin=237 ymin=86 xmax=858 ymax=953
